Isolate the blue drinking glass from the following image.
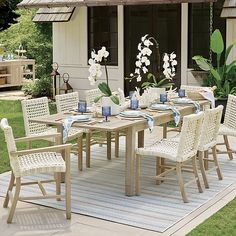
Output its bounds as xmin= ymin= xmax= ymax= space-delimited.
xmin=178 ymin=89 xmax=185 ymax=98
xmin=102 ymin=106 xmax=111 ymax=122
xmin=78 ymin=101 xmax=87 ymax=114
xmin=160 ymin=93 xmax=167 ymax=104
xmin=130 ymin=98 xmax=139 ymax=110
xmin=129 ymin=91 xmax=135 ymax=99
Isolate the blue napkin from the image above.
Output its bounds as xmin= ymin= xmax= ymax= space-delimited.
xmin=168 ymin=106 xmax=181 ymax=126
xmin=62 ymin=117 xmax=77 ymax=143
xmin=141 ymin=113 xmax=154 ymax=132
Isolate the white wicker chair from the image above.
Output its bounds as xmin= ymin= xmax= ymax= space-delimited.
xmin=0 ymin=118 xmax=71 ymax=223
xmin=55 ymin=92 xmax=90 ymax=170
xmin=197 ymin=106 xmax=223 ymax=188
xmin=21 ymin=97 xmax=83 ymax=170
xmin=85 ymin=88 xmax=122 ymax=160
xmin=218 ymin=94 xmax=236 ymax=160
xmin=135 ymin=112 xmax=204 ymax=203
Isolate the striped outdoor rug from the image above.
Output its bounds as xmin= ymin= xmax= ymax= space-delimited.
xmin=0 ymin=135 xmax=235 ymax=232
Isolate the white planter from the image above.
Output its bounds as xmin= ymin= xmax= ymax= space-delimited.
xmin=149 ymin=87 xmax=166 ymax=102
xmin=101 ymin=96 xmax=122 ymax=115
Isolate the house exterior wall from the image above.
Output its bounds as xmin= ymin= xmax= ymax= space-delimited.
xmin=53 ymin=6 xmax=124 ymax=99
xmin=226 ymin=19 xmax=236 ymax=63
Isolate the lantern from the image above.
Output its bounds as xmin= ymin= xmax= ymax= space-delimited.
xmin=50 ymin=62 xmax=60 ymax=99
xmin=60 ymin=73 xmax=73 ymax=94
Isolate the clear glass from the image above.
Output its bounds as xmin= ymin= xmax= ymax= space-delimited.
xmin=160 ymin=93 xmax=167 ymax=104
xmin=130 ymin=99 xmax=139 ymax=110
xmin=102 ymin=106 xmax=111 ymax=122
xmin=78 ymin=101 xmax=87 ymax=114
xmin=178 ymin=89 xmax=185 ymax=98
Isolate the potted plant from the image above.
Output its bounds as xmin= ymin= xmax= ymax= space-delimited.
xmin=88 ymin=47 xmax=120 ymax=115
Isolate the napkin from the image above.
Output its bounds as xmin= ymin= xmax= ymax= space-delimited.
xmin=140 ymin=113 xmax=154 ymax=132
xmin=169 ymin=106 xmax=181 ymax=126
xmin=199 ymin=88 xmax=215 ymax=108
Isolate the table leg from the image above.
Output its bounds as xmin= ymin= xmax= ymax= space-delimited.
xmin=138 ymin=130 xmax=144 ymax=148
xmin=163 ymin=123 xmax=167 ymax=139
xmin=107 ymin=131 xmax=112 ymax=160
xmin=125 ymin=127 xmax=136 ymax=196
xmin=57 ymin=125 xmax=65 ymax=182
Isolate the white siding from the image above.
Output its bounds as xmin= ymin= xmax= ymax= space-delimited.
xmin=226 ymin=19 xmax=236 ymax=64
xmin=53 ymin=6 xmax=124 ymax=99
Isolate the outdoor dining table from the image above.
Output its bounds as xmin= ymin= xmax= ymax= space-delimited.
xmin=30 ymin=100 xmax=209 ymax=196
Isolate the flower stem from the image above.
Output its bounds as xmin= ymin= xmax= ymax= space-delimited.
xmin=149 ymin=36 xmax=161 ymax=77
xmin=104 ymin=58 xmax=109 ymax=86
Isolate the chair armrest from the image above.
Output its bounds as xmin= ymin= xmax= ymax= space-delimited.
xmin=15 ymin=133 xmax=61 ymax=143
xmin=10 ymin=144 xmax=72 ymax=156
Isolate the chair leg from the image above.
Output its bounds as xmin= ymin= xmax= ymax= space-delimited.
xmin=65 ymin=148 xmax=71 ymax=220
xmin=55 ymin=172 xmax=61 ymax=201
xmin=192 ymin=156 xmax=203 ymax=193
xmin=115 ymin=131 xmax=119 ymax=158
xmin=204 ymin=150 xmax=209 ymax=170
xmin=135 ymin=154 xmax=141 ymax=196
xmin=198 ymin=151 xmax=209 ymax=188
xmin=223 ymin=135 xmax=234 ymax=160
xmin=7 ymin=177 xmax=21 ymax=224
xmin=3 ymin=171 xmax=15 ymax=208
xmin=107 ymin=132 xmax=112 ymax=160
xmin=212 ymin=146 xmax=223 ymax=180
xmin=77 ymin=135 xmax=83 ymax=171
xmin=176 ymin=163 xmax=188 ymax=203
xmin=86 ymin=132 xmax=91 ymax=168
xmin=156 ymin=157 xmax=162 ymax=185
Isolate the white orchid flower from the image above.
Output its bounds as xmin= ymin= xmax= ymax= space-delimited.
xmin=137 ymin=75 xmax=142 ymax=82
xmin=135 ymin=68 xmax=140 ymax=75
xmin=88 ymin=58 xmax=95 ymax=65
xmin=141 ymin=34 xmax=148 ymax=42
xmin=142 ymin=66 xmax=148 ymax=74
xmin=91 ymin=50 xmax=96 ymax=59
xmin=138 ymin=43 xmax=142 ymax=51
xmin=145 ymin=59 xmax=150 ymax=66
xmin=171 ymin=60 xmax=177 ymax=66
xmin=88 ymin=76 xmax=96 ymax=85
xmin=170 ymin=52 xmax=176 ymax=60
xmin=135 ymin=60 xmax=142 ymax=68
xmin=144 ymin=39 xmax=153 ymax=47
xmin=141 ymin=47 xmax=152 ymax=56
xmin=163 ymin=53 xmax=169 ymax=62
xmin=130 ymin=73 xmax=134 ymax=77
xmin=137 ymin=52 xmax=142 ymax=59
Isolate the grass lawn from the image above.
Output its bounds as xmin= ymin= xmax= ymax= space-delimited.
xmin=0 ymin=99 xmax=235 ymax=235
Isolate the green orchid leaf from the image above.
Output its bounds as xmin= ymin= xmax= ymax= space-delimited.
xmin=98 ymin=82 xmax=112 ymax=96
xmin=160 ymin=82 xmax=175 ymax=88
xmin=110 ymin=95 xmax=120 ymax=105
xmin=211 ymin=29 xmax=224 ymax=54
xmin=226 ymin=59 xmax=236 ymax=73
xmin=192 ymin=56 xmax=212 ymax=71
xmin=94 ymin=95 xmax=104 ymax=103
xmin=141 ymin=82 xmax=152 ymax=88
xmin=225 ymin=39 xmax=236 ymax=62
xmin=147 ymin=73 xmax=155 ymax=81
xmin=210 ymin=68 xmax=221 ymax=82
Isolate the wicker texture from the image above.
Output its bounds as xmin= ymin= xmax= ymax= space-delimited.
xmin=55 ymin=92 xmax=79 ymax=112
xmin=136 ymin=112 xmax=204 ymax=162
xmin=198 ymin=106 xmax=223 ymax=151
xmin=85 ymin=88 xmax=101 ymax=106
xmin=0 ymin=119 xmax=65 ymax=178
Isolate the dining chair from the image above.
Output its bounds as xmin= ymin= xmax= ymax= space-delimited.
xmin=85 ymin=88 xmax=122 ymax=160
xmin=135 ymin=112 xmax=204 ymax=203
xmin=217 ymin=94 xmax=236 ymax=160
xmin=0 ymin=118 xmax=71 ymax=223
xmin=55 ymin=92 xmax=90 ymax=170
xmin=21 ymin=97 xmax=83 ymax=170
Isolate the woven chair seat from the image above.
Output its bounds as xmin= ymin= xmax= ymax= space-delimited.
xmin=136 ymin=140 xmax=179 ymax=161
xmin=219 ymin=124 xmax=236 ymax=137
xmin=12 ymin=152 xmax=66 ymax=178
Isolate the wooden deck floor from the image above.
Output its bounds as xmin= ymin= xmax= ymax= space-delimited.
xmin=0 ymin=127 xmax=235 ymax=235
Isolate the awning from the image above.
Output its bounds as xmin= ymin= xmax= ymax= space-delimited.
xmin=33 ymin=7 xmax=75 ymax=22
xmin=18 ymin=0 xmax=216 ymax=8
xmin=221 ymin=0 xmax=236 ymax=18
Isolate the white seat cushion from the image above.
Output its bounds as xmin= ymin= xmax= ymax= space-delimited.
xmin=12 ymin=152 xmax=66 ymax=177
xmin=219 ymin=124 xmax=236 ymax=137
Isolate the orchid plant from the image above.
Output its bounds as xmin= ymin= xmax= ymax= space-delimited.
xmin=129 ymin=35 xmax=177 ymax=89
xmin=88 ymin=46 xmax=119 ymax=105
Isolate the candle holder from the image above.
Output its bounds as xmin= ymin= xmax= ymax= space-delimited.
xmin=78 ymin=101 xmax=87 ymax=114
xmin=178 ymin=89 xmax=185 ymax=98
xmin=102 ymin=106 xmax=111 ymax=122
xmin=160 ymin=93 xmax=167 ymax=104
xmin=130 ymin=98 xmax=139 ymax=110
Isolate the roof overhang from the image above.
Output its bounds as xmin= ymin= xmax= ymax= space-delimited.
xmin=18 ymin=0 xmax=216 ymax=9
xmin=221 ymin=0 xmax=236 ymax=18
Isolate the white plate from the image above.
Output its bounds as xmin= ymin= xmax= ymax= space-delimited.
xmin=73 ymin=115 xmax=91 ymax=122
xmin=119 ymin=110 xmax=143 ymax=118
xmin=150 ymin=104 xmax=171 ymax=110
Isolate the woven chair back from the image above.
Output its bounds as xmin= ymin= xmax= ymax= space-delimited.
xmin=224 ymin=94 xmax=236 ymax=130
xmin=85 ymin=88 xmax=102 ymax=106
xmin=55 ymin=92 xmax=79 ymax=113
xmin=21 ymin=97 xmax=50 ymax=136
xmin=177 ymin=112 xmax=204 ymax=162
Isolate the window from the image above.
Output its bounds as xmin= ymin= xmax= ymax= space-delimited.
xmin=88 ymin=6 xmax=118 ymax=66
xmin=188 ymin=0 xmax=226 ymax=68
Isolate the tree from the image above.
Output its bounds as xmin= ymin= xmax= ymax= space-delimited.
xmin=0 ymin=0 xmax=20 ymax=31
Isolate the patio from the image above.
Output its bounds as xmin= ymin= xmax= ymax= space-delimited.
xmin=0 ymin=126 xmax=235 ymax=236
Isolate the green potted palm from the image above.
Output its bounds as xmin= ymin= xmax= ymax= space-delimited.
xmin=193 ymin=29 xmax=236 ymax=120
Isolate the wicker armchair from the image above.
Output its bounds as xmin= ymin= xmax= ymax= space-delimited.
xmin=218 ymin=94 xmax=236 ymax=159
xmin=21 ymin=97 xmax=83 ymax=170
xmin=0 ymin=118 xmax=71 ymax=223
xmin=135 ymin=112 xmax=204 ymax=203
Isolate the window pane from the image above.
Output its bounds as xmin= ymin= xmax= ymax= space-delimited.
xmin=188 ymin=0 xmax=226 ymax=68
xmin=88 ymin=6 xmax=118 ymax=66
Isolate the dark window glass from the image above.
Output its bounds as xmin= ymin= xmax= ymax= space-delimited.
xmin=188 ymin=0 xmax=226 ymax=68
xmin=88 ymin=6 xmax=118 ymax=65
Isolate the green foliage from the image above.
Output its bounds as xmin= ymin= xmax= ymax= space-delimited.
xmin=22 ymin=76 xmax=53 ymax=98
xmin=95 ymin=82 xmax=120 ymax=105
xmin=0 ymin=9 xmax=52 ymax=79
xmin=141 ymin=73 xmax=174 ymax=89
xmin=192 ymin=29 xmax=236 ymax=99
